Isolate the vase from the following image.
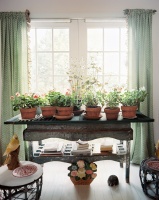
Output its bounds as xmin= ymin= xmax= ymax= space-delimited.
xmin=104 ymin=107 xmax=120 ymax=120
xmin=121 ymin=106 xmax=137 ymax=119
xmin=56 ymin=106 xmax=73 ymax=116
xmin=20 ymin=108 xmax=37 ymax=119
xmin=85 ymin=106 xmax=101 ymax=119
xmin=41 ymin=106 xmax=56 ymax=117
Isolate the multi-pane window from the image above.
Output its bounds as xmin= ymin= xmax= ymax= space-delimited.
xmin=30 ymin=19 xmax=127 ymax=93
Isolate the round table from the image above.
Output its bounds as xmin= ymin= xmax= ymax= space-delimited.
xmin=0 ymin=161 xmax=43 ymax=200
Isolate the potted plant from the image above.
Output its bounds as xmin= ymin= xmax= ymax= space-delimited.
xmin=10 ymin=92 xmax=40 ymax=119
xmin=38 ymin=92 xmax=56 ymax=118
xmin=54 ymin=90 xmax=74 ymax=119
xmin=104 ymin=89 xmax=121 ymax=120
xmin=68 ymin=160 xmax=97 ymax=185
xmin=66 ymin=58 xmax=104 ymax=116
xmin=120 ymin=87 xmax=148 ymax=119
xmin=82 ymin=91 xmax=102 ymax=119
xmin=71 ymin=91 xmax=83 ymax=116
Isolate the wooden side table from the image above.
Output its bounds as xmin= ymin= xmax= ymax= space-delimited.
xmin=0 ymin=161 xmax=43 ymax=200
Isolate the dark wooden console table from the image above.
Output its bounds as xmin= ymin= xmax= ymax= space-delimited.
xmin=4 ymin=112 xmax=154 ymax=183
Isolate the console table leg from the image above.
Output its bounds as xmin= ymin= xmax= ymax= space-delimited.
xmin=29 ymin=141 xmax=33 ymax=162
xmin=125 ymin=140 xmax=130 ymax=183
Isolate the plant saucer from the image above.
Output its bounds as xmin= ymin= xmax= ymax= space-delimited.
xmin=54 ymin=113 xmax=74 ymax=120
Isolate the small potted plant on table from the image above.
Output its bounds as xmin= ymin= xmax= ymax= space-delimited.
xmin=104 ymin=88 xmax=121 ymax=120
xmin=54 ymin=90 xmax=74 ymax=120
xmin=10 ymin=92 xmax=40 ymax=119
xmin=120 ymin=87 xmax=148 ymax=119
xmin=38 ymin=92 xmax=57 ymax=118
xmin=83 ymin=91 xmax=102 ymax=119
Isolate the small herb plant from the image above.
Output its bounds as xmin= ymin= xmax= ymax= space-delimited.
xmin=104 ymin=89 xmax=121 ymax=108
xmin=120 ymin=87 xmax=148 ymax=106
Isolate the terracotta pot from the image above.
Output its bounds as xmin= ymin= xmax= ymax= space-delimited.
xmin=56 ymin=106 xmax=73 ymax=116
xmin=70 ymin=177 xmax=95 ymax=185
xmin=85 ymin=106 xmax=101 ymax=119
xmin=20 ymin=108 xmax=36 ymax=119
xmin=121 ymin=106 xmax=137 ymax=119
xmin=104 ymin=107 xmax=120 ymax=120
xmin=41 ymin=106 xmax=56 ymax=117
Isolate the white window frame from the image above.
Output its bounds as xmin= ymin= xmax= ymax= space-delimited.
xmin=30 ymin=18 xmax=127 ymax=93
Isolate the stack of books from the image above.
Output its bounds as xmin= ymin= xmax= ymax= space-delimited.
xmin=40 ymin=142 xmax=64 ymax=156
xmin=71 ymin=139 xmax=92 ymax=156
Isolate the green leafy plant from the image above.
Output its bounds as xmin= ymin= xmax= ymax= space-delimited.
xmin=10 ymin=92 xmax=40 ymax=111
xmin=104 ymin=89 xmax=121 ymax=108
xmin=37 ymin=93 xmax=49 ymax=106
xmin=47 ymin=90 xmax=62 ymax=106
xmin=68 ymin=160 xmax=97 ymax=181
xmin=82 ymin=91 xmax=100 ymax=107
xmin=48 ymin=89 xmax=73 ymax=107
xmin=120 ymin=87 xmax=148 ymax=106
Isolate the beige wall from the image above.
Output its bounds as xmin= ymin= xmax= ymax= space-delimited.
xmin=0 ymin=0 xmax=159 ymax=142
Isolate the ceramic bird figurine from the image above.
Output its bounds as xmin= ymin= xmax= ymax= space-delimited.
xmin=3 ymin=134 xmax=20 ymax=170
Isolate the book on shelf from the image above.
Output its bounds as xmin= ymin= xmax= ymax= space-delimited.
xmin=40 ymin=142 xmax=64 ymax=156
xmin=92 ymin=143 xmax=113 ymax=155
xmin=100 ymin=144 xmax=113 ymax=152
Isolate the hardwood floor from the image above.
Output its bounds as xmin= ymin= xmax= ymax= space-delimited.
xmin=40 ymin=160 xmax=151 ymax=200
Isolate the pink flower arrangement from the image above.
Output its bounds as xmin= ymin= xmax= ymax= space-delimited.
xmin=10 ymin=92 xmax=41 ymax=111
xmin=68 ymin=160 xmax=97 ymax=181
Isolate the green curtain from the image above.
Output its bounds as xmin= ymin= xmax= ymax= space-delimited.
xmin=0 ymin=12 xmax=29 ymax=165
xmin=124 ymin=9 xmax=156 ymax=164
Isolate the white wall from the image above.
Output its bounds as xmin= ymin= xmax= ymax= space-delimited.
xmin=0 ymin=0 xmax=159 ymax=143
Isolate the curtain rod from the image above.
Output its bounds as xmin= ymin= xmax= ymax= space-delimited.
xmin=31 ymin=17 xmax=126 ymax=23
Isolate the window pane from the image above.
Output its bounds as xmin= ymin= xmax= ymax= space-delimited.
xmin=30 ymin=29 xmax=35 ymax=51
xmin=54 ymin=29 xmax=69 ymax=51
xmin=120 ymin=52 xmax=128 ymax=76
xmin=87 ymin=52 xmax=103 ymax=76
xmin=104 ymin=28 xmax=119 ymax=51
xmin=87 ymin=29 xmax=103 ymax=51
xmin=37 ymin=53 xmax=53 ymax=92
xmin=37 ymin=29 xmax=52 ymax=51
xmin=104 ymin=75 xmax=119 ymax=89
xmin=54 ymin=53 xmax=69 ymax=75
xmin=104 ymin=53 xmax=119 ymax=75
xmin=54 ymin=76 xmax=70 ymax=93
xmin=121 ymin=28 xmax=127 ymax=51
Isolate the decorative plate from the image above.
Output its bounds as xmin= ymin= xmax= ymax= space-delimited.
xmin=54 ymin=113 xmax=74 ymax=120
xmin=146 ymin=161 xmax=159 ymax=171
xmin=83 ymin=114 xmax=102 ymax=120
xmin=12 ymin=164 xmax=37 ymax=177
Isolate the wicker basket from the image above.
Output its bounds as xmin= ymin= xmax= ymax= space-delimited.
xmin=70 ymin=177 xmax=94 ymax=185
